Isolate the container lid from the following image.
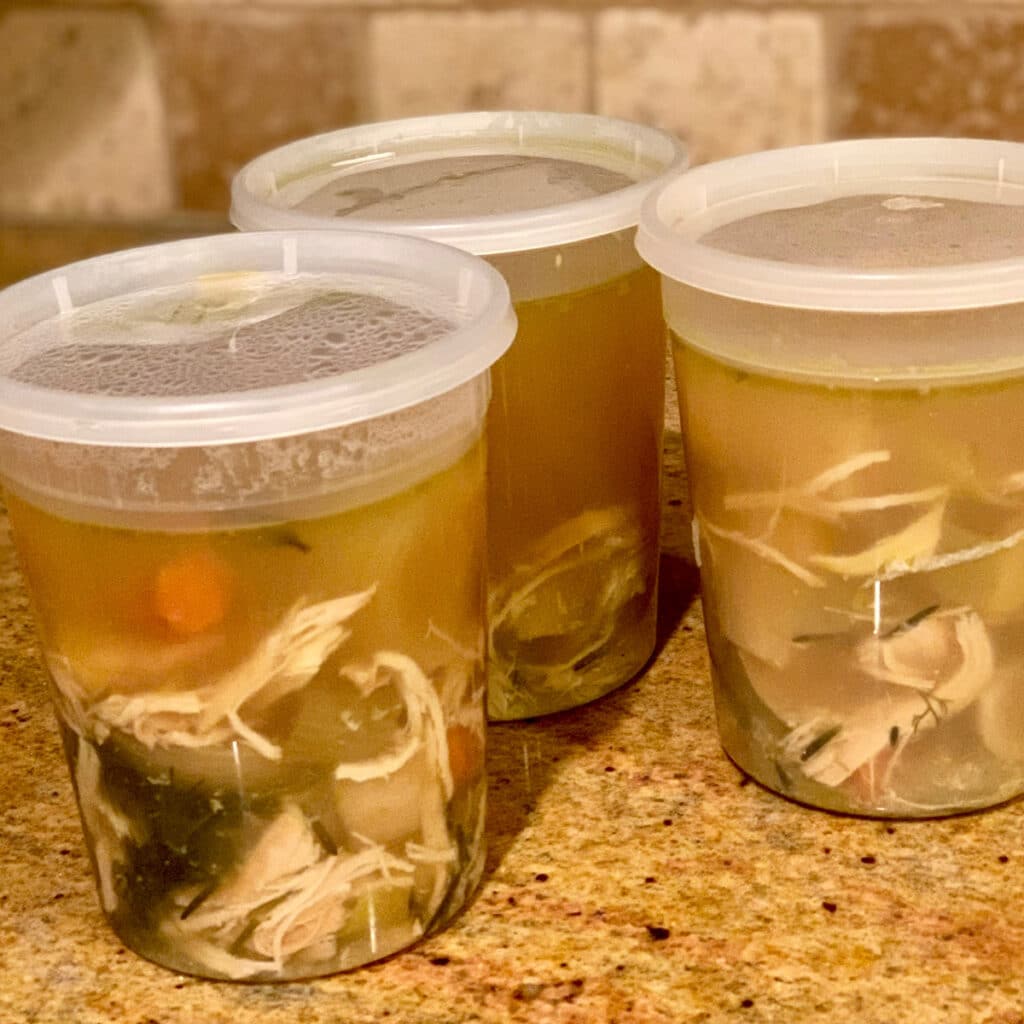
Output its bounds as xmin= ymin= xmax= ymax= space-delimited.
xmin=0 ymin=230 xmax=515 ymax=447
xmin=230 ymin=111 xmax=687 ymax=255
xmin=636 ymin=137 xmax=1024 ymax=313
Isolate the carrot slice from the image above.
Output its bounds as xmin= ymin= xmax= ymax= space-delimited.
xmin=447 ymin=723 xmax=484 ymax=790
xmin=154 ymin=549 xmax=233 ymax=636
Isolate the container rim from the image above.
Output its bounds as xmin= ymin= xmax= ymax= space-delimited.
xmin=0 ymin=230 xmax=516 ymax=447
xmin=230 ymin=111 xmax=688 ymax=255
xmin=636 ymin=137 xmax=1024 ymax=313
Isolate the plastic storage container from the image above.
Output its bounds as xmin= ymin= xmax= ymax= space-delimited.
xmin=232 ymin=111 xmax=688 ymax=720
xmin=637 ymin=138 xmax=1024 ymax=817
xmin=0 ymin=230 xmax=515 ymax=978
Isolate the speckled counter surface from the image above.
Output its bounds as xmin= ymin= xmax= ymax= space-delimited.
xmin=3 ymin=421 xmax=1024 ymax=1024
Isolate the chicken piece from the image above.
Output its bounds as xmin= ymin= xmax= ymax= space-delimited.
xmin=168 ymin=802 xmax=417 ymax=977
xmin=783 ymin=608 xmax=993 ymax=788
xmin=487 ymin=505 xmax=647 ymax=715
xmin=67 ymin=588 xmax=374 ymax=759
xmin=73 ymin=737 xmax=139 ymax=913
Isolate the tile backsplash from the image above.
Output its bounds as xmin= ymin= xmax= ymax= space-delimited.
xmin=3 ymin=0 xmax=1024 ymax=221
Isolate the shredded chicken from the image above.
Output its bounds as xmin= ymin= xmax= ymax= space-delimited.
xmin=977 ymin=661 xmax=1024 ymax=762
xmin=487 ymin=505 xmax=648 ymax=716
xmin=701 ymin=518 xmax=827 ymax=588
xmin=68 ymin=588 xmax=375 ymax=759
xmin=783 ymin=608 xmax=993 ymax=788
xmin=74 ymin=738 xmax=138 ymax=913
xmin=334 ymin=651 xmax=453 ymax=798
xmin=336 ymin=650 xmax=459 ymax=923
xmin=724 ymin=450 xmax=895 ymax=521
xmin=877 ymin=526 xmax=1024 ymax=582
xmin=808 ymin=500 xmax=947 ymax=579
xmin=167 ymin=803 xmax=417 ymax=978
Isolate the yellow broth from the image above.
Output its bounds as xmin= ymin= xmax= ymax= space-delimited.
xmin=7 ymin=441 xmax=488 ymax=979
xmin=677 ymin=341 xmax=1024 ymax=816
xmin=485 ymin=265 xmax=664 ymax=719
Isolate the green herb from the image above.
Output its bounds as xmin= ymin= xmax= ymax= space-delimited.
xmin=792 ymin=631 xmax=846 ymax=645
xmin=881 ymin=604 xmax=940 ymax=639
xmin=311 ymin=817 xmax=338 ymax=856
xmin=179 ymin=881 xmax=217 ymax=921
xmin=266 ymin=527 xmax=312 ymax=553
xmin=800 ymin=724 xmax=842 ymax=763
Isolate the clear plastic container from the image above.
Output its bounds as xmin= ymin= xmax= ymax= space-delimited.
xmin=637 ymin=138 xmax=1024 ymax=818
xmin=232 ymin=112 xmax=688 ymax=720
xmin=0 ymin=230 xmax=515 ymax=978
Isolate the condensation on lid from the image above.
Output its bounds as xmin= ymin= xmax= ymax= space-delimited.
xmin=636 ymin=137 xmax=1024 ymax=312
xmin=230 ymin=111 xmax=688 ymax=255
xmin=0 ymin=231 xmax=515 ymax=447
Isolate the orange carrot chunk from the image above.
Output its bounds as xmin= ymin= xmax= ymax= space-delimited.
xmin=447 ymin=723 xmax=484 ymax=790
xmin=154 ymin=549 xmax=233 ymax=636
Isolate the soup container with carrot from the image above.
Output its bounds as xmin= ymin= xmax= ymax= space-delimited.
xmin=0 ymin=231 xmax=514 ymax=978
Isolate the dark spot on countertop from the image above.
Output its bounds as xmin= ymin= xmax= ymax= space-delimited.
xmin=861 ymin=855 xmax=877 ymax=865
xmin=535 ymin=873 xmax=549 ymax=882
xmin=514 ymin=981 xmax=545 ymax=1001
xmin=646 ymin=925 xmax=671 ymax=941
xmin=741 ymin=998 xmax=755 ymax=1009
xmin=429 ymin=956 xmax=451 ymax=966
xmin=822 ymin=901 xmax=838 ymax=914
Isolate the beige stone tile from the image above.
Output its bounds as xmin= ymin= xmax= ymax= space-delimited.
xmin=368 ymin=11 xmax=588 ymax=120
xmin=837 ymin=12 xmax=1024 ymax=140
xmin=595 ymin=8 xmax=827 ymax=166
xmin=0 ymin=6 xmax=173 ymax=219
xmin=156 ymin=6 xmax=364 ymax=212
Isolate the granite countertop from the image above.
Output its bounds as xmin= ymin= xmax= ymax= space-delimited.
xmin=3 ymin=409 xmax=1024 ymax=1024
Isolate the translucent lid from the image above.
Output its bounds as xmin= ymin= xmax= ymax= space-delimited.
xmin=231 ymin=111 xmax=687 ymax=255
xmin=0 ymin=231 xmax=515 ymax=447
xmin=636 ymin=137 xmax=1024 ymax=313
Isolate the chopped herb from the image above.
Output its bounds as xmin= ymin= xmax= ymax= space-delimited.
xmin=881 ymin=603 xmax=940 ymax=639
xmin=800 ymin=724 xmax=841 ymax=762
xmin=269 ymin=528 xmax=312 ymax=553
xmin=179 ymin=881 xmax=217 ymax=921
xmin=792 ymin=631 xmax=846 ymax=644
xmin=573 ymin=644 xmax=609 ymax=672
xmin=310 ymin=818 xmax=338 ymax=856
